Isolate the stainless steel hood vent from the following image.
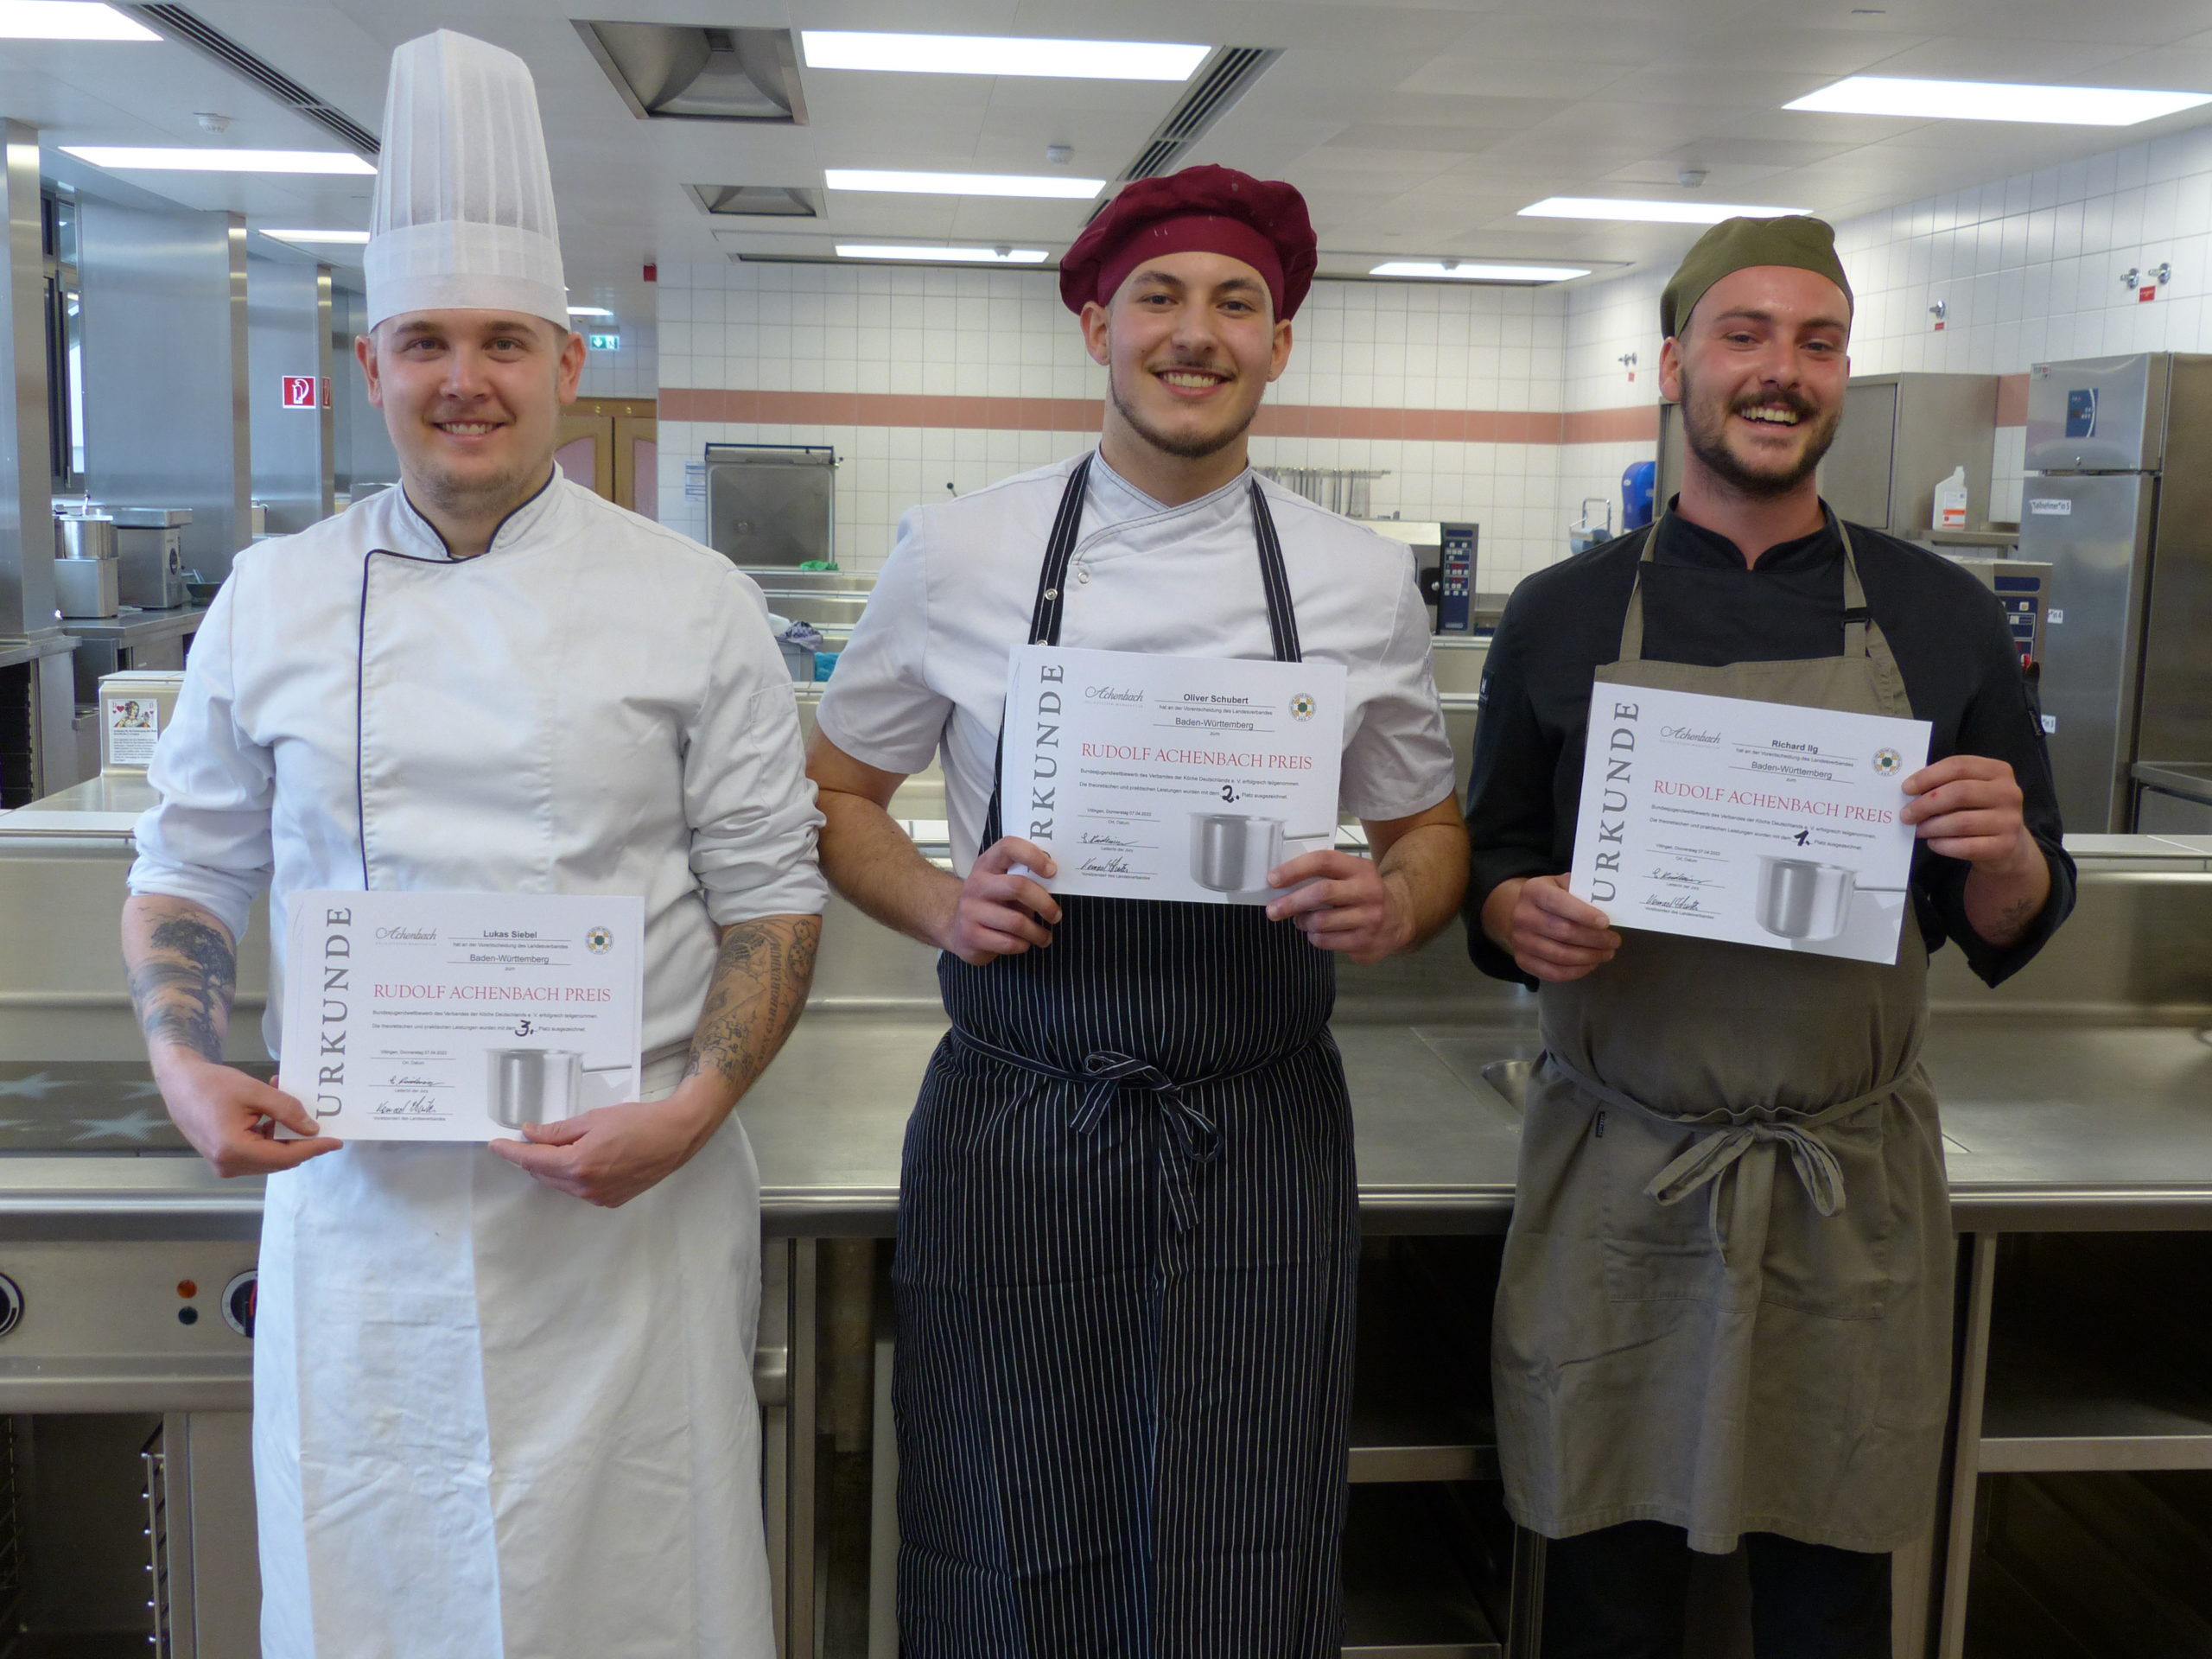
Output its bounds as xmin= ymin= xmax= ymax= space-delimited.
xmin=1114 ymin=46 xmax=1280 ymax=185
xmin=575 ymin=22 xmax=807 ymax=124
xmin=689 ymin=185 xmax=823 ymax=219
xmin=125 ymin=4 xmax=379 ymax=157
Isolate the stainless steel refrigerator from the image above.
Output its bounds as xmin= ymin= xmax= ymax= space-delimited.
xmin=2021 ymin=353 xmax=2212 ymax=832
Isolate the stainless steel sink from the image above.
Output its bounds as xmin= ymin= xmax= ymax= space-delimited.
xmin=1479 ymin=1058 xmax=1531 ymax=1114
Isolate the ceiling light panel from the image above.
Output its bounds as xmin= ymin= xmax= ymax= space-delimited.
xmin=825 ymin=168 xmax=1104 ymax=200
xmin=0 ymin=2 xmax=156 ymax=39
xmin=801 ymin=31 xmax=1207 ymax=81
xmin=262 ymin=229 xmax=370 ymax=245
xmin=1519 ymin=197 xmax=1808 ymax=225
xmin=62 ymin=146 xmax=376 ymax=174
xmin=1371 ymin=261 xmax=1591 ymax=282
xmin=1786 ymin=76 xmax=2212 ymax=127
xmin=836 ymin=245 xmax=1049 ymax=264
xmin=568 ymin=307 xmax=615 ymax=318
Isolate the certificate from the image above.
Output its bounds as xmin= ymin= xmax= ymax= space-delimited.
xmin=1567 ymin=685 xmax=1932 ymax=964
xmin=999 ymin=645 xmax=1347 ymax=905
xmin=279 ymin=891 xmax=645 ymax=1141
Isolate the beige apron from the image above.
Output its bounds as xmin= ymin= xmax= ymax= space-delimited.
xmin=1492 ymin=514 xmax=1954 ymax=1556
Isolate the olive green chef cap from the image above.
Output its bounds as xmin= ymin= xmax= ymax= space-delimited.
xmin=1659 ymin=214 xmax=1853 ymax=339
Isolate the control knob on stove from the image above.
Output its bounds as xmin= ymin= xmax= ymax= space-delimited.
xmin=0 ymin=1274 xmax=21 ymax=1338
xmin=221 ymin=1270 xmax=257 ymax=1338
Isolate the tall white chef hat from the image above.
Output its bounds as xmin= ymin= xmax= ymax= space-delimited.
xmin=364 ymin=29 xmax=568 ymax=331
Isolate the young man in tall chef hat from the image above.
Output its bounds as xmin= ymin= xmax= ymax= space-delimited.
xmin=1465 ymin=217 xmax=2072 ymax=1656
xmin=809 ymin=167 xmax=1469 ymax=1655
xmin=119 ymin=30 xmax=821 ymax=1657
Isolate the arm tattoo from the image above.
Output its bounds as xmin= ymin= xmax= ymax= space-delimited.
xmin=127 ymin=912 xmax=238 ymax=1064
xmin=683 ymin=914 xmax=822 ymax=1095
xmin=1985 ymin=892 xmax=2042 ymax=947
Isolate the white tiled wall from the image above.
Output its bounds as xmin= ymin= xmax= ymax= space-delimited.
xmin=655 ymin=260 xmax=1574 ymax=587
xmin=577 ymin=320 xmax=658 ymax=399
xmin=653 ymin=115 xmax=2212 ymax=592
xmin=1558 ymin=120 xmax=2212 ymax=531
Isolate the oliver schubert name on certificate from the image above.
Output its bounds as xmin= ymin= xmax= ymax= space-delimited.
xmin=999 ymin=644 xmax=1348 ymax=905
xmin=1567 ymin=684 xmax=1931 ymax=964
xmin=280 ymin=890 xmax=645 ymax=1141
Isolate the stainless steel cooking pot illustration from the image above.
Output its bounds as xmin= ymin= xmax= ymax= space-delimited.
xmin=1755 ymin=855 xmax=1906 ymax=943
xmin=486 ymin=1047 xmax=632 ymax=1129
xmin=1190 ymin=813 xmax=1332 ymax=893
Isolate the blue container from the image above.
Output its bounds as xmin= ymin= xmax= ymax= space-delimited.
xmin=1622 ymin=460 xmax=1657 ymax=531
xmin=812 ymin=650 xmax=839 ymax=682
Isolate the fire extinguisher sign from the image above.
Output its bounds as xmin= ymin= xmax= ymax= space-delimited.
xmin=281 ymin=374 xmax=318 ymax=409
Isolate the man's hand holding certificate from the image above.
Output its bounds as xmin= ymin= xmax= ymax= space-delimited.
xmin=1567 ymin=685 xmax=1932 ymax=963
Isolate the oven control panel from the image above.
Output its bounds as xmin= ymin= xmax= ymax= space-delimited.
xmin=0 ymin=1242 xmax=258 ymax=1408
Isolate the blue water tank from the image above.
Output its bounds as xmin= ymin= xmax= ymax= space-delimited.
xmin=1622 ymin=460 xmax=1657 ymax=531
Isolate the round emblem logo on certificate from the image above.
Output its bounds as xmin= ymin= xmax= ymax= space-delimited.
xmin=1290 ymin=692 xmax=1317 ymax=721
xmin=586 ymin=926 xmax=615 ymax=955
xmin=1872 ymin=747 xmax=1902 ymax=776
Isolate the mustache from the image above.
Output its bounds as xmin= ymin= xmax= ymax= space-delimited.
xmin=1732 ymin=389 xmax=1818 ymax=421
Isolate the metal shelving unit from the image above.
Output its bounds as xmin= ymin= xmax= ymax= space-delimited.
xmin=1341 ymin=1241 xmax=1523 ymax=1659
xmin=1939 ymin=1233 xmax=2212 ymax=1658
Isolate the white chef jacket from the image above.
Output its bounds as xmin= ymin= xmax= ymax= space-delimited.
xmin=819 ymin=452 xmax=1458 ymax=873
xmin=128 ymin=474 xmax=823 ymax=1659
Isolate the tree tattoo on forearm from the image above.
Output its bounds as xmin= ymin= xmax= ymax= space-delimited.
xmin=127 ymin=911 xmax=238 ymax=1064
xmin=683 ymin=914 xmax=822 ymax=1094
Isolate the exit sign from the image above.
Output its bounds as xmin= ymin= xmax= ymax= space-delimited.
xmin=586 ymin=332 xmax=620 ymax=351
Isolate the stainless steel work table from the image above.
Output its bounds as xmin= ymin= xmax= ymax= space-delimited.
xmin=5 ymin=1013 xmax=2209 ymax=1242
xmin=741 ymin=1014 xmax=2212 ymax=1236
xmin=58 ymin=604 xmax=209 ymax=650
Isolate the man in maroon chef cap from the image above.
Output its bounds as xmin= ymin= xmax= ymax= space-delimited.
xmin=810 ymin=166 xmax=1468 ymax=1656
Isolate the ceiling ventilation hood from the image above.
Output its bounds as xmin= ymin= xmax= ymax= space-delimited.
xmin=575 ymin=22 xmax=807 ymax=124
xmin=688 ymin=185 xmax=823 ymax=218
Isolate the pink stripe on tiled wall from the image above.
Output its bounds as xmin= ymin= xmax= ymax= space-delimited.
xmin=661 ymin=387 xmax=1659 ymax=444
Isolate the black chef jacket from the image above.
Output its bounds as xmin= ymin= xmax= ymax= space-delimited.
xmin=1463 ymin=505 xmax=2075 ymax=990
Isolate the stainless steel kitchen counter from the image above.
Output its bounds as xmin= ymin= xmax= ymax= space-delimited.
xmin=48 ymin=1010 xmax=2205 ymax=1242
xmin=741 ymin=1012 xmax=2212 ymax=1237
xmin=0 ymin=633 xmax=78 ymax=671
xmin=2134 ymin=760 xmax=2212 ymax=808
xmin=57 ymin=603 xmax=208 ymax=647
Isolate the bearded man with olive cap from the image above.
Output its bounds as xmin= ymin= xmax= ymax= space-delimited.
xmin=122 ymin=29 xmax=820 ymax=1656
xmin=1464 ymin=217 xmax=2070 ymax=1656
xmin=811 ymin=166 xmax=1465 ymax=1656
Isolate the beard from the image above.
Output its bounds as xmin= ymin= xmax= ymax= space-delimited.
xmin=1107 ymin=362 xmax=1260 ymax=461
xmin=406 ymin=440 xmax=548 ymax=522
xmin=1679 ymin=367 xmax=1841 ymax=499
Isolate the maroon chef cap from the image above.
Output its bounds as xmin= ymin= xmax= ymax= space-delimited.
xmin=1059 ymin=164 xmax=1318 ymax=321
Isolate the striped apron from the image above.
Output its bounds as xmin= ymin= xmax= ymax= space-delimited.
xmin=893 ymin=457 xmax=1359 ymax=1659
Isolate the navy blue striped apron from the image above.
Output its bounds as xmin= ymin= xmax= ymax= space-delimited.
xmin=893 ymin=457 xmax=1358 ymax=1659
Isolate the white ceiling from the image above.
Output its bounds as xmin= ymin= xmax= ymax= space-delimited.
xmin=24 ymin=0 xmax=2212 ymax=332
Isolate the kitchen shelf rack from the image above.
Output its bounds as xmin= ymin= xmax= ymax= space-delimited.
xmin=1343 ymin=1484 xmax=1508 ymax=1659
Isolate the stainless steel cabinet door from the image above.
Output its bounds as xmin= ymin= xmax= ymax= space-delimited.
xmin=2020 ymin=474 xmax=2156 ymax=833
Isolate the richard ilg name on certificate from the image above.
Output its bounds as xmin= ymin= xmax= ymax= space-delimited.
xmin=1567 ymin=684 xmax=1931 ymax=965
xmin=280 ymin=890 xmax=645 ymax=1141
xmin=1001 ymin=644 xmax=1348 ymax=906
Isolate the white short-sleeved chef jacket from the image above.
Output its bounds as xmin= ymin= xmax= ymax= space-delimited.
xmin=818 ymin=452 xmax=1459 ymax=874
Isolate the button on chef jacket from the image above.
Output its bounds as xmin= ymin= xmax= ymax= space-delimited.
xmin=1464 ymin=508 xmax=2075 ymax=988
xmin=128 ymin=474 xmax=824 ymax=1659
xmin=819 ymin=452 xmax=1459 ymax=860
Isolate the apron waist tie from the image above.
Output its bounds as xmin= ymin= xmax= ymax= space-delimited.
xmin=1545 ymin=1052 xmax=1908 ymax=1266
xmin=949 ymin=1027 xmax=1297 ymax=1231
